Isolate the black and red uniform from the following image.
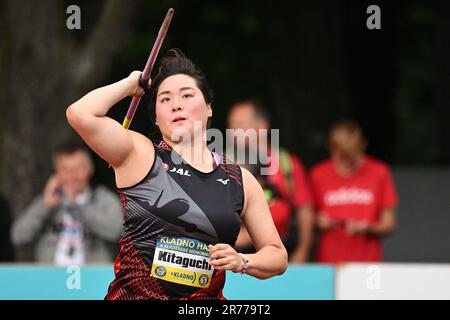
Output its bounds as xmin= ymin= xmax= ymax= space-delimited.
xmin=106 ymin=140 xmax=244 ymax=300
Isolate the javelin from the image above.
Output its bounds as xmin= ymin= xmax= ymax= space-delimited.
xmin=122 ymin=8 xmax=174 ymax=129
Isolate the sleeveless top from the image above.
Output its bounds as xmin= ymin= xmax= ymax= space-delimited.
xmin=106 ymin=140 xmax=244 ymax=300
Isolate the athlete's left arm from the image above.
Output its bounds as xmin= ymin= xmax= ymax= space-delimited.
xmin=209 ymin=168 xmax=288 ymax=279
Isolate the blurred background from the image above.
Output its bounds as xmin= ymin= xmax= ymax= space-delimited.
xmin=0 ymin=0 xmax=449 ymax=269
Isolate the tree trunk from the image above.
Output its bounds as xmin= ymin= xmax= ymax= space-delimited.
xmin=0 ymin=0 xmax=137 ymax=219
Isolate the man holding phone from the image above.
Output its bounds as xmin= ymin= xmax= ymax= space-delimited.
xmin=12 ymin=140 xmax=123 ymax=265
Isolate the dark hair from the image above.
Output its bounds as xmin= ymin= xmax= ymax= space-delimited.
xmin=329 ymin=119 xmax=364 ymax=139
xmin=53 ymin=139 xmax=92 ymax=167
xmin=148 ymin=49 xmax=214 ymax=138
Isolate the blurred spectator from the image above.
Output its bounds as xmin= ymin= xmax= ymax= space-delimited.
xmin=310 ymin=120 xmax=398 ymax=263
xmin=227 ymin=100 xmax=314 ymax=263
xmin=11 ymin=140 xmax=123 ymax=266
xmin=0 ymin=194 xmax=15 ymax=262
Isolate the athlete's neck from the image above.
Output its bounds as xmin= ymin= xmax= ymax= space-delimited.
xmin=164 ymin=137 xmax=214 ymax=172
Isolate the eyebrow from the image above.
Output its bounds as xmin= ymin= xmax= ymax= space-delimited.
xmin=158 ymin=87 xmax=195 ymax=97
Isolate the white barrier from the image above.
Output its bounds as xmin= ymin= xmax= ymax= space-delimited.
xmin=335 ymin=263 xmax=450 ymax=300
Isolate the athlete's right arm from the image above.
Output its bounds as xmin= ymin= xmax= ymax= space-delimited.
xmin=66 ymin=71 xmax=150 ymax=169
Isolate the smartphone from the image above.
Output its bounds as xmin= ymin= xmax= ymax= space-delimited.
xmin=56 ymin=187 xmax=65 ymax=198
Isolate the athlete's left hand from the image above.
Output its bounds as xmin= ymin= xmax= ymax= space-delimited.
xmin=208 ymin=243 xmax=244 ymax=273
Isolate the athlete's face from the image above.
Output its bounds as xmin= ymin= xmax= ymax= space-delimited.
xmin=155 ymin=74 xmax=212 ymax=142
xmin=54 ymin=150 xmax=93 ymax=197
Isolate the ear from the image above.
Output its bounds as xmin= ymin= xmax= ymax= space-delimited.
xmin=207 ymin=104 xmax=212 ymax=117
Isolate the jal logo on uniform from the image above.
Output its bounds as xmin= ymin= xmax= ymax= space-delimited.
xmin=170 ymin=167 xmax=191 ymax=177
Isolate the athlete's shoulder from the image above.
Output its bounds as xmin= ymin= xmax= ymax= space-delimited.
xmin=221 ymin=150 xmax=237 ymax=164
xmin=219 ymin=153 xmax=241 ymax=170
xmin=114 ymin=131 xmax=155 ymax=189
xmin=127 ymin=130 xmax=151 ymax=143
xmin=126 ymin=130 xmax=155 ymax=158
xmin=240 ymin=166 xmax=258 ymax=193
xmin=217 ymin=153 xmax=243 ymax=187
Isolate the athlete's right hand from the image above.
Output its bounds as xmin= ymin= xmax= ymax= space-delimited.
xmin=43 ymin=175 xmax=62 ymax=208
xmin=127 ymin=71 xmax=152 ymax=98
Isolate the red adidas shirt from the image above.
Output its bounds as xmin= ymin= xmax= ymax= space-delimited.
xmin=310 ymin=156 xmax=398 ymax=263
